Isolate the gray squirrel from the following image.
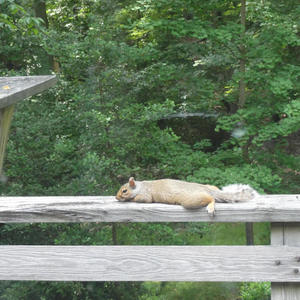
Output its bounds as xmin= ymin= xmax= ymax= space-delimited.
xmin=116 ymin=177 xmax=258 ymax=216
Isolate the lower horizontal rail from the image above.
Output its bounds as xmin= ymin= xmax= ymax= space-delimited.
xmin=0 ymin=246 xmax=299 ymax=282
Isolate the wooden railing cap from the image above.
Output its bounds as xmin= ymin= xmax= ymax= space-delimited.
xmin=0 ymin=195 xmax=299 ymax=223
xmin=0 ymin=75 xmax=57 ymax=108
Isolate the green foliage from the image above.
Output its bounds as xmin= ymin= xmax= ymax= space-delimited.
xmin=0 ymin=0 xmax=299 ymax=298
xmin=0 ymin=0 xmax=47 ymax=72
xmin=0 ymin=281 xmax=144 ymax=300
xmin=240 ymin=282 xmax=271 ymax=300
xmin=140 ymin=282 xmax=239 ymax=300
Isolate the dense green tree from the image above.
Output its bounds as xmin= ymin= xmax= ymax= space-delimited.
xmin=0 ymin=0 xmax=299 ymax=298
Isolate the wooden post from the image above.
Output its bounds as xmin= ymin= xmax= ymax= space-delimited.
xmin=271 ymin=223 xmax=300 ymax=299
xmin=0 ymin=75 xmax=57 ymax=177
xmin=0 ymin=104 xmax=14 ymax=177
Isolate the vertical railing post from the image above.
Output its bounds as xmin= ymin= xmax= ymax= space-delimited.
xmin=0 ymin=75 xmax=57 ymax=177
xmin=0 ymin=104 xmax=15 ymax=177
xmin=271 ymin=223 xmax=300 ymax=299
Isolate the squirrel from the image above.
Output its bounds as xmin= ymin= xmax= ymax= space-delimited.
xmin=116 ymin=177 xmax=259 ymax=216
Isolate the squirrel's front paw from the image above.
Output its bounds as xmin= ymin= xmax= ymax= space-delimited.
xmin=206 ymin=203 xmax=215 ymax=217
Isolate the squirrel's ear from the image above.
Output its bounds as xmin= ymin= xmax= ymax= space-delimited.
xmin=129 ymin=177 xmax=136 ymax=188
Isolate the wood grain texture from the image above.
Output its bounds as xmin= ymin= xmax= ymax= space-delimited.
xmin=0 ymin=104 xmax=15 ymax=174
xmin=0 ymin=245 xmax=299 ymax=282
xmin=0 ymin=76 xmax=57 ymax=108
xmin=271 ymin=283 xmax=300 ymax=300
xmin=0 ymin=195 xmax=299 ymax=223
xmin=271 ymin=223 xmax=300 ymax=299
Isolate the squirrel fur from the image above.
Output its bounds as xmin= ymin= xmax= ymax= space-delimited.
xmin=116 ymin=177 xmax=258 ymax=216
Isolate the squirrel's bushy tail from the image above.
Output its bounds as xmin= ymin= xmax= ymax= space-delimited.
xmin=210 ymin=184 xmax=259 ymax=203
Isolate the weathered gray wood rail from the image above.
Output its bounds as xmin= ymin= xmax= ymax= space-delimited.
xmin=0 ymin=194 xmax=299 ymax=300
xmin=0 ymin=195 xmax=299 ymax=223
xmin=0 ymin=75 xmax=57 ymax=108
xmin=0 ymin=245 xmax=299 ymax=282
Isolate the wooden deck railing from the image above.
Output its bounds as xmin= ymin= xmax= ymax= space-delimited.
xmin=0 ymin=195 xmax=299 ymax=300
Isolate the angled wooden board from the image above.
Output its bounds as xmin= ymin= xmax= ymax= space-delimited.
xmin=0 ymin=195 xmax=299 ymax=223
xmin=0 ymin=75 xmax=57 ymax=108
xmin=0 ymin=245 xmax=299 ymax=282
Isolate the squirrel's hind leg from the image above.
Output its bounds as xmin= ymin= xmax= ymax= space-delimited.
xmin=181 ymin=193 xmax=215 ymax=217
xmin=206 ymin=200 xmax=215 ymax=216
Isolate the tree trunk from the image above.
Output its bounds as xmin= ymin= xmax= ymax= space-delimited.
xmin=34 ymin=0 xmax=49 ymax=27
xmin=34 ymin=0 xmax=60 ymax=72
xmin=112 ymin=223 xmax=118 ymax=245
xmin=239 ymin=0 xmax=246 ymax=109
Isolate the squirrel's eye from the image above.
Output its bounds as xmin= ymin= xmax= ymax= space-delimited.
xmin=122 ymin=189 xmax=127 ymax=193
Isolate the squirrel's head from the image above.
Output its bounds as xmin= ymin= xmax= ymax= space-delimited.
xmin=116 ymin=177 xmax=137 ymax=201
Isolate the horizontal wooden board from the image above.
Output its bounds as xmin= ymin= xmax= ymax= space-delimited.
xmin=0 ymin=76 xmax=57 ymax=108
xmin=0 ymin=195 xmax=299 ymax=223
xmin=0 ymin=245 xmax=299 ymax=282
